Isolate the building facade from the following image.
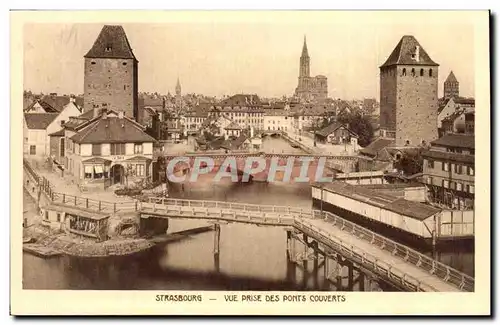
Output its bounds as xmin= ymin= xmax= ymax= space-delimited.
xmin=210 ymin=94 xmax=264 ymax=131
xmin=264 ymin=109 xmax=291 ymax=132
xmin=83 ymin=25 xmax=139 ymax=121
xmin=422 ymin=133 xmax=475 ymax=210
xmin=379 ymin=35 xmax=439 ymax=146
xmin=63 ymin=110 xmax=156 ymax=189
xmin=23 ymin=113 xmax=58 ymax=160
xmin=294 ymin=36 xmax=328 ymax=102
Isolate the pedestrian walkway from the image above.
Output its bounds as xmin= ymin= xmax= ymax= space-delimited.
xmin=34 ymin=166 xmax=131 ymax=203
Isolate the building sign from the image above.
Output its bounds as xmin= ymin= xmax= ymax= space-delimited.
xmin=111 ymin=156 xmax=125 ymax=161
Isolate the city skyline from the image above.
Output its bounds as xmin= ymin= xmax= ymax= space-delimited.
xmin=24 ymin=22 xmax=475 ymax=100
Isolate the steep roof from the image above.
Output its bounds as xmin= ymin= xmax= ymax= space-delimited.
xmin=445 ymin=71 xmax=458 ymax=83
xmin=84 ymin=25 xmax=137 ymax=60
xmin=70 ymin=114 xmax=156 ymax=144
xmin=219 ymin=94 xmax=262 ymax=107
xmin=430 ymin=133 xmax=475 ymax=150
xmin=380 ymin=35 xmax=439 ymax=68
xmin=224 ymin=121 xmax=242 ymax=130
xmin=315 ymin=122 xmax=357 ymax=138
xmin=25 ymin=99 xmax=59 ymax=113
xmin=359 ymin=138 xmax=395 ymax=157
xmin=48 ymin=128 xmax=65 ymax=137
xmin=41 ymin=95 xmax=83 ymax=112
xmin=24 ymin=113 xmax=58 ymax=130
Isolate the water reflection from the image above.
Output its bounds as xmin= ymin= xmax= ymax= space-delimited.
xmin=22 ymin=136 xmax=474 ymax=290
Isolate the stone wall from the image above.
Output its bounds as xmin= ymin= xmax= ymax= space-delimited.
xmin=83 ymin=57 xmax=138 ymax=120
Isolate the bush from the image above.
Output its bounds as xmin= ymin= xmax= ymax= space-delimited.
xmin=114 ymin=188 xmax=142 ymax=196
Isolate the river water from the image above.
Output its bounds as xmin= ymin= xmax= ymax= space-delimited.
xmin=22 ymin=137 xmax=474 ymax=291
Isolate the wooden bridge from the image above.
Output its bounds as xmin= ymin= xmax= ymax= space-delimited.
xmin=44 ymin=190 xmax=473 ymax=292
xmin=23 ymin=161 xmax=474 ymax=292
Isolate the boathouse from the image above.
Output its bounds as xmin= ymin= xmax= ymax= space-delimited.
xmin=39 ymin=203 xmax=110 ymax=242
xmin=311 ymin=182 xmax=474 ymax=246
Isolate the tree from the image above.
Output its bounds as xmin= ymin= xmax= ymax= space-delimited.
xmin=346 ymin=113 xmax=374 ymax=147
xmin=394 ymin=149 xmax=424 ymax=176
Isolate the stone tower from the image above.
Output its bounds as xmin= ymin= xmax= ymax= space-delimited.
xmin=444 ymin=71 xmax=459 ymax=99
xmin=175 ymin=77 xmax=182 ymax=109
xmin=83 ymin=25 xmax=138 ymax=120
xmin=379 ymin=35 xmax=439 ymax=146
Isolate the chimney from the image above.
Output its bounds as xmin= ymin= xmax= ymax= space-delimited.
xmin=118 ymin=111 xmax=124 ymax=119
xmin=415 ymin=46 xmax=420 ymax=62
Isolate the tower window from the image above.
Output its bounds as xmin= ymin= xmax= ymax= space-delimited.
xmin=91 ymin=61 xmax=96 ymax=65
xmin=105 ymin=44 xmax=112 ymax=52
xmin=402 ymin=68 xmax=406 ymax=76
xmin=411 ymin=68 xmax=415 ymax=77
xmin=429 ymin=69 xmax=433 ymax=77
xmin=420 ymin=69 xmax=424 ymax=76
xmin=122 ymin=62 xmax=127 ymax=66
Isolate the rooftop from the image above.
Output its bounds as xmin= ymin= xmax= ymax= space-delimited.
xmin=24 ymin=113 xmax=58 ymax=130
xmin=430 ymin=133 xmax=475 ymax=150
xmin=315 ymin=122 xmax=357 ymax=138
xmin=422 ymin=149 xmax=475 ymax=164
xmin=359 ymin=137 xmax=395 ymax=157
xmin=70 ymin=112 xmax=156 ymax=144
xmin=316 ymin=181 xmax=441 ymax=221
xmin=84 ymin=25 xmax=137 ymax=60
xmin=445 ymin=71 xmax=458 ymax=83
xmin=380 ymin=35 xmax=439 ymax=68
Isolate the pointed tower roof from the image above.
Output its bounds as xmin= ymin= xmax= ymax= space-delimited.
xmin=176 ymin=77 xmax=181 ymax=92
xmin=445 ymin=71 xmax=458 ymax=83
xmin=301 ymin=35 xmax=309 ymax=58
xmin=84 ymin=25 xmax=137 ymax=60
xmin=380 ymin=35 xmax=438 ymax=68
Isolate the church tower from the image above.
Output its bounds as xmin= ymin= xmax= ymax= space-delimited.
xmin=83 ymin=25 xmax=139 ymax=120
xmin=299 ymin=35 xmax=310 ymax=78
xmin=443 ymin=71 xmax=459 ymax=99
xmin=175 ymin=77 xmax=182 ymax=109
xmin=379 ymin=35 xmax=439 ymax=146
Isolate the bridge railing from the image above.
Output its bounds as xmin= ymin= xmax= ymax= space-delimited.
xmin=147 ymin=197 xmax=311 ymax=216
xmin=311 ymin=210 xmax=474 ymax=292
xmin=51 ymin=192 xmax=140 ymax=213
xmin=294 ymin=219 xmax=434 ymax=292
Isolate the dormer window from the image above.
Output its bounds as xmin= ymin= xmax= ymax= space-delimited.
xmin=105 ymin=44 xmax=112 ymax=52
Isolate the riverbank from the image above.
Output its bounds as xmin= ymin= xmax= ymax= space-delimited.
xmin=23 ymin=225 xmax=154 ymax=258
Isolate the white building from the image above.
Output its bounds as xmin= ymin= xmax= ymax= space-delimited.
xmin=264 ymin=109 xmax=292 ymax=132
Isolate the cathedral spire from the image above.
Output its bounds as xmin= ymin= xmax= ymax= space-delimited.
xmin=175 ymin=77 xmax=181 ymax=94
xmin=301 ymin=35 xmax=309 ymax=58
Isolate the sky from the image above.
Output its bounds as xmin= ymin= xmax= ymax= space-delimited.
xmin=23 ymin=21 xmax=475 ymax=100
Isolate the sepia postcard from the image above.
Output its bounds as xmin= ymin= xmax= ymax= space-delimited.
xmin=10 ymin=10 xmax=491 ymax=316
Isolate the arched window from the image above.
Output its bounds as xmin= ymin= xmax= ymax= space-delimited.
xmin=405 ymin=140 xmax=410 ymax=146
xmin=402 ymin=68 xmax=406 ymax=76
xmin=429 ymin=69 xmax=433 ymax=77
xmin=411 ymin=68 xmax=415 ymax=77
xmin=420 ymin=69 xmax=424 ymax=76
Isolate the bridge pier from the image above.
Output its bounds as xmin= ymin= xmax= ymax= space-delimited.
xmin=347 ymin=261 xmax=354 ymax=291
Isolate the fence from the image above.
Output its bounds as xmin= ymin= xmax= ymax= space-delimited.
xmin=22 ymin=160 xmax=474 ymax=292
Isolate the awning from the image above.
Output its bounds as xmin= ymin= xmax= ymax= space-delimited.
xmin=84 ymin=166 xmax=93 ymax=174
xmin=94 ymin=166 xmax=103 ymax=173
